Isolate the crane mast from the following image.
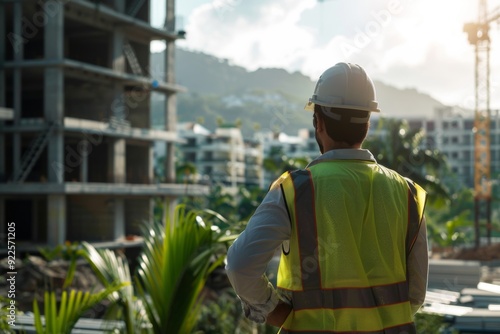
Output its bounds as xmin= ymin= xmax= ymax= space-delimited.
xmin=464 ymin=0 xmax=493 ymax=247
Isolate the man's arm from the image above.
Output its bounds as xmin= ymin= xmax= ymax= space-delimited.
xmin=407 ymin=216 xmax=429 ymax=315
xmin=266 ymin=300 xmax=293 ymax=327
xmin=225 ymin=187 xmax=291 ymax=323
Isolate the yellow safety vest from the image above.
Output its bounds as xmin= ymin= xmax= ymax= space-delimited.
xmin=273 ymin=159 xmax=427 ymax=334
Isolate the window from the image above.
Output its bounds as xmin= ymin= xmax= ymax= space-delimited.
xmin=426 ymin=136 xmax=436 ymax=148
xmin=463 ymin=134 xmax=471 ymax=145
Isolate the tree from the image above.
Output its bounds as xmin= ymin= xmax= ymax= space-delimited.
xmin=237 ymin=185 xmax=266 ymax=222
xmin=263 ymin=146 xmax=310 ymax=181
xmin=175 ymin=161 xmax=197 ymax=184
xmin=364 ymin=118 xmax=450 ymax=205
xmin=235 ymin=118 xmax=242 ymax=128
xmin=216 ymin=116 xmax=225 ymax=127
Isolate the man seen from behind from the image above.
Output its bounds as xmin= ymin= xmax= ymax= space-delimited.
xmin=226 ymin=62 xmax=429 ymax=334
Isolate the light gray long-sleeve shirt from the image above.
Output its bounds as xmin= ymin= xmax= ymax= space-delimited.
xmin=226 ymin=149 xmax=429 ymax=323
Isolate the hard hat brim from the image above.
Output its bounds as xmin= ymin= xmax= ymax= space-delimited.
xmin=304 ymin=101 xmax=315 ymax=111
xmin=303 ymin=101 xmax=381 ymax=113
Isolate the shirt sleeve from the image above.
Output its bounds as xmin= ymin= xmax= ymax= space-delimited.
xmin=225 ymin=186 xmax=291 ymax=323
xmin=407 ymin=215 xmax=429 ymax=315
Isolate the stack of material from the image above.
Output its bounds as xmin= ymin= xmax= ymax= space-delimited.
xmin=461 ymin=284 xmax=500 ymax=309
xmin=428 ymin=259 xmax=482 ymax=292
xmin=450 ymin=308 xmax=500 ymax=333
xmin=424 ymin=260 xmax=500 ymax=333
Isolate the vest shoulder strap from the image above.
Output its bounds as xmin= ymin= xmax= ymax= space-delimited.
xmin=405 ymin=178 xmax=427 ymax=255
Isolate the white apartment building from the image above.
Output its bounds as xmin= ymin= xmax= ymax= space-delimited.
xmin=179 ymin=106 xmax=499 ymax=192
xmin=255 ymin=107 xmax=500 ymax=191
xmin=406 ymin=107 xmax=500 ymax=188
xmin=255 ymin=130 xmax=320 ymax=186
xmin=178 ymin=123 xmax=264 ymax=189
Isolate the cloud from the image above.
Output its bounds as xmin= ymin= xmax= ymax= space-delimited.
xmin=178 ymin=0 xmax=495 ymax=107
xmin=179 ymin=0 xmax=316 ymax=70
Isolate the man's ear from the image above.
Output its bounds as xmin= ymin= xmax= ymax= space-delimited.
xmin=315 ymin=113 xmax=325 ymax=133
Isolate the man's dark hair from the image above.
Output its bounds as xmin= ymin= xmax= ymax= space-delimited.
xmin=314 ymin=104 xmax=370 ymax=146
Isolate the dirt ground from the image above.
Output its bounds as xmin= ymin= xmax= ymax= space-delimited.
xmin=433 ymin=243 xmax=500 ymax=261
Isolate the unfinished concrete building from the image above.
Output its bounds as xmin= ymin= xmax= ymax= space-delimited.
xmin=0 ymin=0 xmax=207 ymax=247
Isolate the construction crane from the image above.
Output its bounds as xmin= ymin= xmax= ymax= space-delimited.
xmin=463 ymin=0 xmax=500 ymax=247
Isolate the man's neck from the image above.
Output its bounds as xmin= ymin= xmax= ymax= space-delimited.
xmin=328 ymin=142 xmax=361 ymax=150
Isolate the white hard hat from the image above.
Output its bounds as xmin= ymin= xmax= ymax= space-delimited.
xmin=305 ymin=63 xmax=380 ymax=114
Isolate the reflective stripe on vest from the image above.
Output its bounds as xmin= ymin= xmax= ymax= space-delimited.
xmin=282 ymin=169 xmax=321 ymax=290
xmin=406 ymin=179 xmax=427 ymax=255
xmin=291 ymin=281 xmax=409 ymax=310
xmin=276 ymin=162 xmax=426 ymax=333
xmin=279 ymin=322 xmax=416 ymax=334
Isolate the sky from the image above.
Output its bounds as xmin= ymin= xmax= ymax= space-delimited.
xmin=151 ymin=0 xmax=500 ymax=110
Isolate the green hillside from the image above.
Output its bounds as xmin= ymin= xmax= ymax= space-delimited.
xmin=151 ymin=48 xmax=445 ymax=137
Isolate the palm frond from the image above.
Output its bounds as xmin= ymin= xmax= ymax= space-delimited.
xmin=80 ymin=242 xmax=143 ymax=333
xmin=33 ymin=284 xmax=126 ymax=334
xmin=136 ymin=204 xmax=226 ymax=334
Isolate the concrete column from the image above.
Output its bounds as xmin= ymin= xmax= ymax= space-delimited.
xmin=45 ymin=2 xmax=65 ymax=247
xmin=164 ymin=0 xmax=177 ymax=184
xmin=166 ymin=0 xmax=176 ymax=33
xmin=164 ymin=94 xmax=176 ymax=183
xmin=108 ymin=138 xmax=126 ymax=183
xmin=12 ymin=1 xmax=23 ymax=176
xmin=45 ymin=1 xmax=64 ymax=184
xmin=110 ymin=28 xmax=125 ymax=121
xmin=164 ymin=43 xmax=176 ymax=184
xmin=47 ymin=195 xmax=66 ymax=246
xmin=111 ymin=29 xmax=125 ymax=73
xmin=80 ymin=149 xmax=88 ymax=182
xmin=113 ymin=198 xmax=125 ymax=240
xmin=147 ymin=143 xmax=154 ymax=184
